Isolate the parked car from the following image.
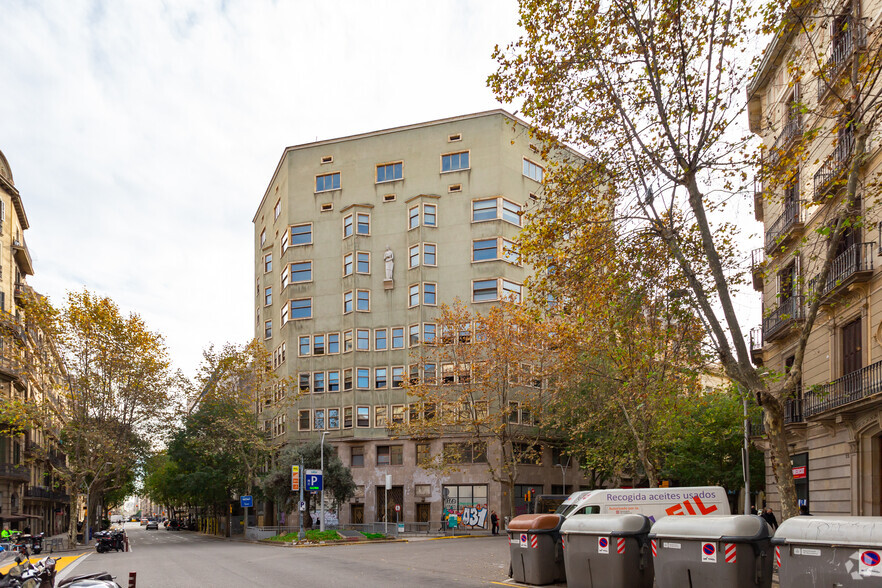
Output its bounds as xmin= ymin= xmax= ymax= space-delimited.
xmin=139 ymin=518 xmax=148 ymax=526
xmin=145 ymin=520 xmax=158 ymax=530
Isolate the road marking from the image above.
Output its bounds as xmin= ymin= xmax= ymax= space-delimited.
xmin=0 ymin=554 xmax=86 ymax=575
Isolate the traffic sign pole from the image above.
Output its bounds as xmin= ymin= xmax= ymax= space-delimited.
xmin=298 ymin=459 xmax=305 ymax=541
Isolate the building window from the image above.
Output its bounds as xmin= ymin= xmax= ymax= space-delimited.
xmin=316 ymin=172 xmax=341 ymax=192
xmin=375 ymin=328 xmax=388 ymax=351
xmin=314 ymin=409 xmax=325 ymax=430
xmin=314 ymin=372 xmax=325 ymax=393
xmin=281 ymin=304 xmax=289 ymax=324
xmin=443 ymin=442 xmax=488 ymax=463
xmin=328 ymin=370 xmax=340 ymax=392
xmin=299 ymin=373 xmax=311 ymax=393
xmin=424 ymin=204 xmax=436 ymax=226
xmin=424 ymin=362 xmax=437 ymax=384
xmin=523 ymin=158 xmax=544 ymax=182
xmin=344 ymin=291 xmax=354 ymax=314
xmin=328 ymin=333 xmax=340 ymax=354
xmin=281 ymin=265 xmax=290 ymax=288
xmin=392 ymin=366 xmax=405 ymax=388
xmin=409 ymin=324 xmax=420 ymax=346
xmin=343 ymin=253 xmax=354 ymax=276
xmin=264 ymin=287 xmax=272 ymax=306
xmin=264 ymin=253 xmax=272 ymax=273
xmin=378 ymin=445 xmax=403 ymax=466
xmin=377 ymin=162 xmax=403 ymax=183
xmin=344 ymin=407 xmax=354 ymax=429
xmin=290 ymin=224 xmax=313 ymax=246
xmin=424 ymin=283 xmax=436 ymax=305
xmin=356 ymin=251 xmax=370 ymax=274
xmin=328 ymin=408 xmax=340 ymax=429
xmin=409 ymin=285 xmax=420 ymax=307
xmin=502 ymin=200 xmax=521 ymax=225
xmin=260 ymin=229 xmax=267 ymax=247
xmin=291 ymin=261 xmax=312 ymax=283
xmin=351 ymin=446 xmax=364 ymax=467
xmin=472 ymin=279 xmax=498 ymax=302
xmin=416 ymin=443 xmax=431 ymax=466
xmin=441 ymin=151 xmax=469 ymax=172
xmin=344 ymin=330 xmax=353 ymax=352
xmin=409 ymin=206 xmax=420 ymax=230
xmin=472 ymin=198 xmax=521 ymax=226
xmin=343 ymin=214 xmax=353 ymax=238
xmin=424 ymin=243 xmax=436 ymax=266
xmin=356 ymin=290 xmax=370 ymax=312
xmin=375 ymin=406 xmax=388 ymax=428
xmin=423 ymin=323 xmax=436 ymax=344
xmin=298 ymin=410 xmax=310 ymax=431
xmin=473 ymin=239 xmax=497 ymax=261
xmin=356 ymin=406 xmax=370 ymax=427
xmin=392 ymin=405 xmax=406 ymax=424
xmin=274 ymin=200 xmax=281 ymax=219
xmin=357 ymin=368 xmax=370 ymax=389
xmin=344 ymin=369 xmax=353 ymax=390
xmin=392 ymin=327 xmax=405 ymax=349
xmin=264 ymin=321 xmax=272 ymax=339
xmin=357 ymin=213 xmax=370 ymax=235
xmin=290 ymin=298 xmax=312 ymax=319
xmin=313 ymin=334 xmax=325 ymax=355
xmin=508 ymin=401 xmax=520 ymax=424
xmin=502 ymin=280 xmax=522 ymax=303
xmin=409 ymin=245 xmax=420 ymax=268
xmin=299 ymin=336 xmax=310 ymax=357
xmin=375 ymin=367 xmax=388 ymax=389
xmin=356 ymin=328 xmax=370 ymax=351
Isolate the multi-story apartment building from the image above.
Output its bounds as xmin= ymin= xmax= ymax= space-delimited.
xmin=0 ymin=149 xmax=69 ymax=534
xmin=747 ymin=2 xmax=882 ymax=516
xmin=253 ymin=110 xmax=590 ymax=526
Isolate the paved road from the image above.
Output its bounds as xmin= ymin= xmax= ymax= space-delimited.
xmin=56 ymin=523 xmax=514 ymax=587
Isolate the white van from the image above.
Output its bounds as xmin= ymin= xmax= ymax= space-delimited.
xmin=555 ymin=486 xmax=730 ymax=523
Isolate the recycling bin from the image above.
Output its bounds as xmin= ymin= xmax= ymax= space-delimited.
xmin=648 ymin=515 xmax=772 ymax=588
xmin=508 ymin=514 xmax=566 ymax=585
xmin=772 ymin=516 xmax=882 ymax=586
xmin=560 ymin=513 xmax=653 ymax=588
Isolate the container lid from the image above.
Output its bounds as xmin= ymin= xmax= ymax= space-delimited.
xmin=771 ymin=517 xmax=882 ymax=547
xmin=507 ymin=514 xmax=562 ymax=532
xmin=561 ymin=514 xmax=651 ymax=536
xmin=648 ymin=515 xmax=770 ymax=542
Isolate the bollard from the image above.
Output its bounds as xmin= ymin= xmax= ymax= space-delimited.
xmin=127 ymin=571 xmax=136 ymax=588
xmin=124 ymin=535 xmax=129 ymax=552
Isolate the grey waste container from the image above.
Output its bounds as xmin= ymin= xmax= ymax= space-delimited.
xmin=648 ymin=515 xmax=772 ymax=588
xmin=772 ymin=516 xmax=882 ymax=586
xmin=508 ymin=514 xmax=566 ymax=585
xmin=560 ymin=513 xmax=653 ymax=588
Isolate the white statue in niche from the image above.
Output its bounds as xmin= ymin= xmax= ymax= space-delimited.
xmin=384 ymin=247 xmax=394 ymax=281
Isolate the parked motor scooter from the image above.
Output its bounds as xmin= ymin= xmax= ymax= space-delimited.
xmin=57 ymin=572 xmax=123 ymax=588
xmin=0 ymin=552 xmax=57 ymax=588
xmin=94 ymin=530 xmax=124 ymax=554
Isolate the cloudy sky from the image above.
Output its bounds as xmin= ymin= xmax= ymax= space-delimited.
xmin=0 ymin=0 xmax=526 ymax=376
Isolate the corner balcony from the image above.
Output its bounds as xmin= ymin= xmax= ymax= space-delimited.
xmin=749 ymin=326 xmax=763 ymax=365
xmin=813 ymin=132 xmax=854 ymax=201
xmin=11 ymin=238 xmax=33 ymax=276
xmin=763 ymin=295 xmax=805 ymax=342
xmin=751 ymin=248 xmax=765 ymax=291
xmin=804 ymin=359 xmax=882 ymax=417
xmin=764 ymin=200 xmax=804 ymax=254
xmin=807 ymin=242 xmax=875 ymax=301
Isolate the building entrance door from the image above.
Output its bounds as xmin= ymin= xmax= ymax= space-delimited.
xmin=416 ymin=503 xmax=430 ymax=523
xmin=842 ymin=318 xmax=862 ymax=401
xmin=376 ymin=486 xmax=404 ymax=522
xmin=350 ymin=504 xmax=364 ymax=524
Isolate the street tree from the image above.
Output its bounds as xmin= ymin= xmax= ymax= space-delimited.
xmin=488 ymin=0 xmax=882 ymax=518
xmin=389 ymin=300 xmax=570 ymax=519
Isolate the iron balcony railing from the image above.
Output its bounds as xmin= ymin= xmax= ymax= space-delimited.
xmin=25 ymin=486 xmax=52 ymax=500
xmin=804 ymin=359 xmax=882 ymax=417
xmin=763 ymin=295 xmax=805 ymax=341
xmin=749 ymin=326 xmax=763 ymax=363
xmin=0 ymin=463 xmax=29 ymax=482
xmin=813 ymin=131 xmax=854 ymax=200
xmin=754 ymin=180 xmax=764 ymax=222
xmin=751 ymin=248 xmax=765 ymax=291
xmin=817 ymin=27 xmax=865 ymax=100
xmin=748 ymin=398 xmax=804 ymax=436
xmin=808 ymin=242 xmax=875 ymax=299
xmin=765 ymin=200 xmax=803 ymax=253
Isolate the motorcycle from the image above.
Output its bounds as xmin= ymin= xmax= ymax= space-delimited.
xmin=93 ymin=530 xmax=124 ymax=554
xmin=57 ymin=572 xmax=122 ymax=588
xmin=0 ymin=552 xmax=57 ymax=588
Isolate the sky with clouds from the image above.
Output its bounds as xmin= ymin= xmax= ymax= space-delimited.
xmin=0 ymin=0 xmax=529 ymax=377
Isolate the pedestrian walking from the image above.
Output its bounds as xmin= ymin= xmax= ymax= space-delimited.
xmin=761 ymin=507 xmax=778 ymax=529
xmin=750 ymin=505 xmax=757 ymax=516
xmin=490 ymin=510 xmax=499 ymax=535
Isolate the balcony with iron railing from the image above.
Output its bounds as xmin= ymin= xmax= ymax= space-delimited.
xmin=748 ymin=397 xmax=804 ymax=436
xmin=818 ymin=27 xmax=866 ymax=101
xmin=813 ymin=131 xmax=854 ymax=200
xmin=10 ymin=237 xmax=33 ymax=276
xmin=749 ymin=326 xmax=764 ymax=365
xmin=765 ymin=199 xmax=803 ymax=253
xmin=754 ymin=180 xmax=764 ymax=222
xmin=807 ymin=242 xmax=875 ymax=301
xmin=0 ymin=463 xmax=30 ymax=482
xmin=804 ymin=359 xmax=882 ymax=417
xmin=751 ymin=248 xmax=765 ymax=291
xmin=763 ymin=295 xmax=805 ymax=342
xmin=25 ymin=485 xmax=51 ymax=500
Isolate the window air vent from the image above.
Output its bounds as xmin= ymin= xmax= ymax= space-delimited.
xmin=321 ymin=156 xmax=334 ymax=164
xmin=448 ymin=134 xmax=462 ymax=142
xmin=383 ymin=194 xmax=397 ymax=202
xmin=448 ymin=184 xmax=462 ymax=193
xmin=321 ymin=203 xmax=334 ymax=212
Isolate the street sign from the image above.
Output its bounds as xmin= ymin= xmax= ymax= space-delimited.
xmin=299 ymin=501 xmax=306 ymax=512
xmin=305 ymin=469 xmax=323 ymax=492
xmin=394 ymin=504 xmax=401 ymax=512
xmin=385 ymin=474 xmax=392 ymax=490
xmin=240 ymin=495 xmax=253 ymax=508
xmin=292 ymin=465 xmax=300 ymax=491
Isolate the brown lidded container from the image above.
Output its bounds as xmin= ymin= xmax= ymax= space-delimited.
xmin=508 ymin=514 xmax=566 ymax=585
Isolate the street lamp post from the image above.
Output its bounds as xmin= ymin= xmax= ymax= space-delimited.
xmin=84 ymin=462 xmax=111 ymax=546
xmin=555 ymin=457 xmax=571 ymax=495
xmin=320 ymin=431 xmax=329 ymax=532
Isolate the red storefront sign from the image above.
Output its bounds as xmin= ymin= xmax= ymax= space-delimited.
xmin=792 ymin=466 xmax=807 ymax=479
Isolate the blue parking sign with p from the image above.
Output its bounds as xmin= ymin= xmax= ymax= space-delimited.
xmin=305 ymin=469 xmax=323 ymax=491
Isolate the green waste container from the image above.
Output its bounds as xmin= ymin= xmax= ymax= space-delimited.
xmin=772 ymin=516 xmax=882 ymax=586
xmin=649 ymin=515 xmax=772 ymax=588
xmin=508 ymin=514 xmax=566 ymax=585
xmin=560 ymin=513 xmax=653 ymax=588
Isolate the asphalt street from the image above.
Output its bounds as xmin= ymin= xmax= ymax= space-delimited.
xmin=54 ymin=522 xmax=514 ymax=587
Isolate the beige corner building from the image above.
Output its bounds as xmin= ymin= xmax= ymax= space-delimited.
xmin=253 ymin=110 xmax=591 ymax=526
xmin=748 ymin=3 xmax=882 ymax=515
xmin=0 ymin=150 xmax=69 ymax=534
